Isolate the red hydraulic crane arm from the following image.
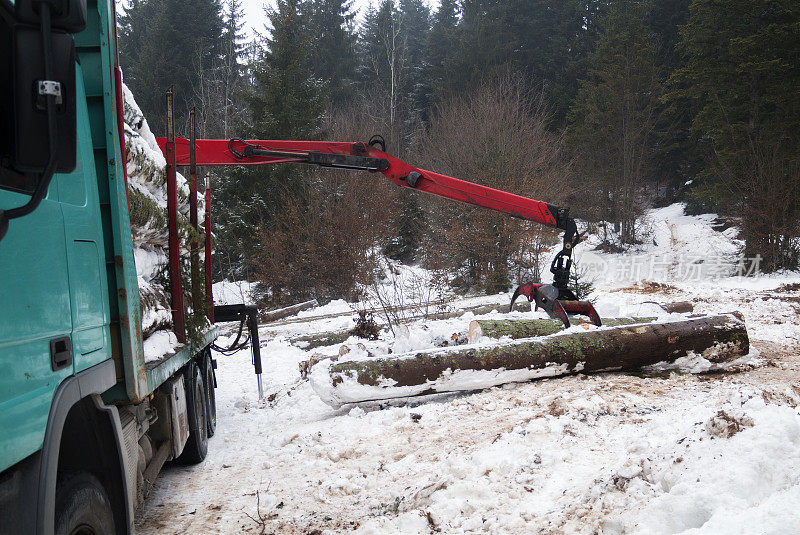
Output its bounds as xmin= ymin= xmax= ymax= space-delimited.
xmin=155 ymin=137 xmax=574 ymax=233
xmin=156 ymin=134 xmax=596 ymax=327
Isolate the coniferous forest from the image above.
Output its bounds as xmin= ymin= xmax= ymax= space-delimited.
xmin=118 ymin=0 xmax=800 ymax=305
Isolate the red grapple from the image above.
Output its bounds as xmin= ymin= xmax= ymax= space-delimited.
xmin=511 ymin=283 xmax=602 ymax=329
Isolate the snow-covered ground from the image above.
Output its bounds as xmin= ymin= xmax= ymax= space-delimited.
xmin=136 ymin=205 xmax=800 ymax=534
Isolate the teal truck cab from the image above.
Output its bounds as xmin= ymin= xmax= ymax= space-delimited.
xmin=1 ymin=0 xmax=219 ymax=532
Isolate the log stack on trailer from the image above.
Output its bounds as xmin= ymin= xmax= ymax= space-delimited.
xmin=123 ymin=85 xmax=210 ymax=356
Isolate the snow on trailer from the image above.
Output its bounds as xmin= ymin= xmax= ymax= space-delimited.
xmin=123 ymin=83 xmax=210 ymax=362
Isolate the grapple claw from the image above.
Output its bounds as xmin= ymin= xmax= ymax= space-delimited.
xmin=511 ymin=283 xmax=601 ymax=329
xmin=530 ymin=284 xmax=569 ymax=327
xmin=510 ymin=283 xmax=542 ymax=312
xmin=550 ymin=299 xmax=571 ymax=328
xmin=560 ymin=300 xmax=602 ymax=327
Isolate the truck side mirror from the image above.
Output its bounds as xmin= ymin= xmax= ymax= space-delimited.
xmin=8 ymin=27 xmax=77 ymax=173
xmin=0 ymin=0 xmax=84 ymax=241
xmin=15 ymin=0 xmax=87 ymax=33
xmin=1 ymin=0 xmax=84 ymax=174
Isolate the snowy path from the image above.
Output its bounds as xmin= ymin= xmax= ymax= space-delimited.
xmin=135 ymin=206 xmax=800 ymax=534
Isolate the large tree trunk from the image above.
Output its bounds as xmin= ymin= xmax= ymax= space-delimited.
xmin=662 ymin=301 xmax=694 ymax=313
xmin=309 ymin=313 xmax=749 ymax=407
xmin=267 ymin=299 xmax=531 ymax=328
xmin=293 ymin=330 xmax=353 ymax=350
xmin=287 ymin=302 xmax=534 ymax=347
xmin=260 ymin=299 xmax=318 ymax=322
xmin=415 ymin=301 xmax=531 ymax=321
xmin=467 ymin=317 xmax=657 ymax=343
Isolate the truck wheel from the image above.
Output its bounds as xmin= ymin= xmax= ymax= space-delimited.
xmin=55 ymin=471 xmax=115 ymax=535
xmin=203 ymin=355 xmax=217 ymax=437
xmin=178 ymin=363 xmax=208 ymax=464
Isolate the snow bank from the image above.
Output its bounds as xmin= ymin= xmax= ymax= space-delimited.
xmin=604 ymin=393 xmax=800 ymax=534
xmin=296 ymin=299 xmax=352 ymax=318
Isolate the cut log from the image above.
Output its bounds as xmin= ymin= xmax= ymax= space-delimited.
xmin=465 ymin=301 xmax=532 ymax=315
xmin=467 ymin=317 xmax=657 ymax=343
xmin=293 ymin=330 xmax=353 ymax=350
xmin=260 ymin=299 xmax=319 ymax=322
xmin=309 ymin=313 xmax=748 ymax=407
xmin=266 ymin=299 xmax=532 ymax=327
xmin=661 ymin=301 xmax=694 ymax=313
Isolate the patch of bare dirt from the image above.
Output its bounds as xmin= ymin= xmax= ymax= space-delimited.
xmin=776 ymin=282 xmax=800 ymax=292
xmin=705 ymin=410 xmax=754 ymax=438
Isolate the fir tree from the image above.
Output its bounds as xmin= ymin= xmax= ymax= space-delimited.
xmin=424 ymin=0 xmax=458 ymax=106
xmin=307 ymin=0 xmax=359 ymax=106
xmin=450 ymin=0 xmax=605 ymax=126
xmin=119 ymin=0 xmax=225 ymax=134
xmin=668 ymin=0 xmax=800 ymax=270
xmin=397 ymin=0 xmax=430 ymax=120
xmin=118 ymin=0 xmax=154 ymax=66
xmin=219 ymin=0 xmax=247 ymax=137
xmin=248 ymin=0 xmax=325 ymax=140
xmin=645 ymin=0 xmax=693 ymax=198
xmin=358 ymin=0 xmax=401 ymax=101
xmin=213 ymin=0 xmax=326 ymax=276
xmin=567 ymin=0 xmax=663 ymax=245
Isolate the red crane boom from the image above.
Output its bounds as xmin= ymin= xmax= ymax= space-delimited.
xmin=155 ymin=135 xmax=598 ymax=327
xmin=157 ymin=137 xmax=571 ymax=229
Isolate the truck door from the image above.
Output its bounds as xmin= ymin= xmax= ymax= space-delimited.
xmin=0 ymin=132 xmax=75 ymax=472
xmin=57 ymin=67 xmax=111 ymax=373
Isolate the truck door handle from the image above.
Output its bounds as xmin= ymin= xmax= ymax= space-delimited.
xmin=50 ymin=337 xmax=72 ymax=371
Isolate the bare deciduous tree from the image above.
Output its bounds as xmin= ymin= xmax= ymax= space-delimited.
xmin=250 ymin=103 xmax=399 ymax=306
xmin=411 ymin=76 xmax=570 ymax=293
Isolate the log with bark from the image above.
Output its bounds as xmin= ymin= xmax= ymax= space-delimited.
xmin=286 ymin=301 xmax=533 ymax=346
xmin=293 ymin=330 xmax=353 ymax=350
xmin=260 ymin=299 xmax=319 ymax=322
xmin=467 ymin=317 xmax=657 ymax=343
xmin=266 ymin=299 xmax=532 ymax=328
xmin=309 ymin=313 xmax=749 ymax=407
xmin=460 ymin=301 xmax=532 ymax=316
xmin=661 ymin=301 xmax=694 ymax=313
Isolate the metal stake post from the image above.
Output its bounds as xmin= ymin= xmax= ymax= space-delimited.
xmin=247 ymin=307 xmax=264 ymax=399
xmin=204 ymin=173 xmax=214 ymax=323
xmin=165 ymin=87 xmax=186 ymax=343
xmin=189 ymin=109 xmax=200 ymax=313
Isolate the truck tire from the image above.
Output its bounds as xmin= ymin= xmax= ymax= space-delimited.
xmin=177 ymin=363 xmax=208 ymax=464
xmin=55 ymin=471 xmax=115 ymax=535
xmin=203 ymin=354 xmax=217 ymax=438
